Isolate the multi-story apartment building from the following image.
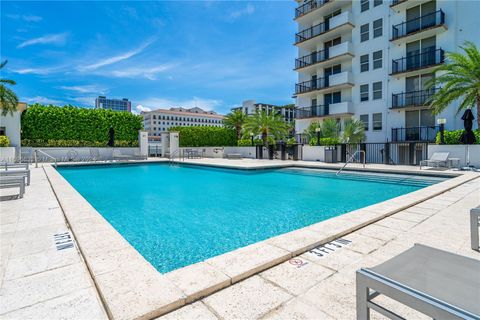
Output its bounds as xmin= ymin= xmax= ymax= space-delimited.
xmin=293 ymin=0 xmax=479 ymax=143
xmin=232 ymin=100 xmax=296 ymax=123
xmin=95 ymin=96 xmax=131 ymax=112
xmin=142 ymin=107 xmax=224 ymax=137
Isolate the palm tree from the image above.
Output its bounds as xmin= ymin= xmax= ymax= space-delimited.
xmin=243 ymin=110 xmax=289 ymax=146
xmin=224 ymin=109 xmax=246 ymax=140
xmin=0 ymin=60 xmax=19 ymax=116
xmin=320 ymin=118 xmax=340 ymax=139
xmin=341 ymin=118 xmax=365 ymax=143
xmin=426 ymin=41 xmax=480 ymax=127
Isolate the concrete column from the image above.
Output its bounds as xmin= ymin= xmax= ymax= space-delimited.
xmin=138 ymin=131 xmax=148 ymax=157
xmin=160 ymin=132 xmax=169 ymax=157
xmin=169 ymin=131 xmax=179 ymax=157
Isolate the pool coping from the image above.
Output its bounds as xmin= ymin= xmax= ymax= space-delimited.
xmin=42 ymin=163 xmax=479 ymax=320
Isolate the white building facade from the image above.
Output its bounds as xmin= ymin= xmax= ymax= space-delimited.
xmin=232 ymin=100 xmax=296 ymax=123
xmin=294 ymin=0 xmax=480 ymax=143
xmin=142 ymin=107 xmax=224 ymax=137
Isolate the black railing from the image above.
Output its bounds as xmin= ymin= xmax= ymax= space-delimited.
xmin=295 ymin=21 xmax=329 ymax=43
xmin=392 ymin=48 xmax=444 ymax=74
xmin=295 ymin=49 xmax=330 ymax=69
xmin=295 ymin=0 xmax=330 ymax=18
xmin=296 ymin=105 xmax=330 ymax=119
xmin=391 ymin=126 xmax=439 ymax=142
xmin=391 ymin=88 xmax=437 ymax=109
xmin=392 ymin=10 xmax=445 ymax=40
xmin=295 ymin=77 xmax=329 ymax=94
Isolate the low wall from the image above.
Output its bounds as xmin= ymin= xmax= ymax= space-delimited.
xmin=0 ymin=147 xmax=17 ymax=163
xmin=302 ymin=146 xmax=326 ymax=162
xmin=20 ymin=147 xmax=141 ymax=162
xmin=223 ymin=147 xmax=256 ymax=159
xmin=428 ymin=144 xmax=480 ymax=167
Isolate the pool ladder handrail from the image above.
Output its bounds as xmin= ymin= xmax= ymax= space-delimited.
xmin=168 ymin=149 xmax=184 ymax=164
xmin=336 ymin=150 xmax=365 ymax=175
xmin=34 ymin=149 xmax=58 ymax=168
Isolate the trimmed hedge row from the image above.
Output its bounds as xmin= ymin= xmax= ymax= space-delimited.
xmin=436 ymin=129 xmax=480 ymax=144
xmin=169 ymin=126 xmax=237 ymax=147
xmin=21 ymin=104 xmax=143 ymax=147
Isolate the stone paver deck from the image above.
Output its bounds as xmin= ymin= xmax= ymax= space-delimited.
xmin=160 ymin=177 xmax=480 ymax=320
xmin=0 ymin=167 xmax=107 ymax=320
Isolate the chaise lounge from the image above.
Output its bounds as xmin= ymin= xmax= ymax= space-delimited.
xmin=356 ymin=244 xmax=480 ymax=320
xmin=419 ymin=152 xmax=450 ymax=169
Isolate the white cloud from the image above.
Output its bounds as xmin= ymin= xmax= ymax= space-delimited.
xmin=136 ymin=97 xmax=223 ymax=113
xmin=17 ymin=33 xmax=68 ymax=49
xmin=108 ymin=64 xmax=175 ymax=80
xmin=23 ymin=96 xmax=62 ymax=105
xmin=70 ymin=96 xmax=96 ymax=107
xmin=12 ymin=67 xmax=58 ymax=75
xmin=6 ymin=14 xmax=42 ymax=22
xmin=134 ymin=105 xmax=152 ymax=114
xmin=227 ymin=4 xmax=255 ymax=21
xmin=80 ymin=39 xmax=155 ymax=71
xmin=59 ymin=85 xmax=107 ymax=94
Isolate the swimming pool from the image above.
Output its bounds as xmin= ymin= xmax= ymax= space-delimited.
xmin=58 ymin=163 xmax=445 ymax=273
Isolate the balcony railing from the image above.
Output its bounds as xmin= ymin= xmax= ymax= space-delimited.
xmin=390 ymin=0 xmax=407 ymax=6
xmin=295 ymin=21 xmax=329 ymax=43
xmin=391 ymin=88 xmax=437 ymax=109
xmin=295 ymin=0 xmax=330 ymax=18
xmin=295 ymin=49 xmax=330 ymax=69
xmin=392 ymin=48 xmax=444 ymax=74
xmin=296 ymin=105 xmax=330 ymax=119
xmin=392 ymin=10 xmax=445 ymax=40
xmin=391 ymin=126 xmax=439 ymax=142
xmin=295 ymin=77 xmax=329 ymax=94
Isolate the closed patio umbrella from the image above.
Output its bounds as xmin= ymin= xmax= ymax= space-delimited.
xmin=108 ymin=126 xmax=115 ymax=147
xmin=459 ymin=109 xmax=476 ymax=170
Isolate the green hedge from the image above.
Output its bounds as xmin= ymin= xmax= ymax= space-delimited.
xmin=169 ymin=126 xmax=237 ymax=147
xmin=309 ymin=137 xmax=339 ymax=146
xmin=435 ymin=129 xmax=480 ymax=144
xmin=21 ymin=104 xmax=143 ymax=147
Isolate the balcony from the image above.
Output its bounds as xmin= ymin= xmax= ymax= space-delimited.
xmin=391 ymin=10 xmax=446 ymax=43
xmin=295 ymin=0 xmax=330 ymax=19
xmin=295 ymin=11 xmax=354 ymax=49
xmin=296 ymin=101 xmax=353 ymax=119
xmin=295 ymin=71 xmax=353 ymax=95
xmin=391 ymin=88 xmax=437 ymax=109
xmin=391 ymin=48 xmax=444 ymax=76
xmin=390 ymin=0 xmax=431 ymax=10
xmin=391 ymin=126 xmax=439 ymax=142
xmin=295 ymin=42 xmax=353 ymax=70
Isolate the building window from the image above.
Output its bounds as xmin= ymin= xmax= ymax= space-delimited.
xmin=361 ymin=0 xmax=369 ymax=12
xmin=360 ymin=84 xmax=369 ymax=101
xmin=360 ymin=115 xmax=369 ymax=131
xmin=360 ymin=24 xmax=369 ymax=42
xmin=373 ymin=113 xmax=382 ymax=131
xmin=373 ymin=81 xmax=382 ymax=100
xmin=373 ymin=18 xmax=382 ymax=38
xmin=360 ymin=54 xmax=369 ymax=72
xmin=0 ymin=127 xmax=5 ymax=135
xmin=373 ymin=50 xmax=382 ymax=69
xmin=373 ymin=0 xmax=382 ymax=7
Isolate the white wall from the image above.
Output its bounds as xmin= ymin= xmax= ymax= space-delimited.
xmin=302 ymin=146 xmax=326 ymax=162
xmin=0 ymin=111 xmax=22 ymax=147
xmin=20 ymin=147 xmax=141 ymax=161
xmin=428 ymin=144 xmax=480 ymax=167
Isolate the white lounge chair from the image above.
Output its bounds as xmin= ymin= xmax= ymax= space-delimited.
xmin=419 ymin=152 xmax=449 ymax=169
xmin=0 ymin=176 xmax=26 ymax=199
xmin=356 ymin=244 xmax=480 ymax=320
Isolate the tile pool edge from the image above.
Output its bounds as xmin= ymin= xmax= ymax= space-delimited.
xmin=42 ymin=164 xmax=478 ymax=320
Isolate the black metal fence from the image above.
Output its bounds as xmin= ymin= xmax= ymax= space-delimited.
xmin=337 ymin=142 xmax=429 ymax=165
xmin=295 ymin=0 xmax=330 ymax=18
xmin=391 ymin=126 xmax=439 ymax=142
xmin=392 ymin=10 xmax=445 ymax=40
xmin=295 ymin=49 xmax=329 ymax=69
xmin=391 ymin=88 xmax=437 ymax=109
xmin=295 ymin=21 xmax=328 ymax=43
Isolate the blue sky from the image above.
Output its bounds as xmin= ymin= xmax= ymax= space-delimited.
xmin=1 ymin=1 xmax=297 ymax=114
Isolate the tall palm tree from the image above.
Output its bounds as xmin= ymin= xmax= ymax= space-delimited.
xmin=243 ymin=110 xmax=289 ymax=146
xmin=426 ymin=41 xmax=480 ymax=127
xmin=224 ymin=109 xmax=246 ymax=140
xmin=0 ymin=60 xmax=19 ymax=116
xmin=341 ymin=118 xmax=365 ymax=143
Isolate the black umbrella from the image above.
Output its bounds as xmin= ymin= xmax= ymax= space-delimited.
xmin=108 ymin=126 xmax=115 ymax=147
xmin=459 ymin=109 xmax=476 ymax=144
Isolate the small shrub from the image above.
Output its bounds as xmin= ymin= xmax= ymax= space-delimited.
xmin=309 ymin=137 xmax=339 ymax=146
xmin=237 ymin=139 xmax=263 ymax=146
xmin=435 ymin=129 xmax=480 ymax=144
xmin=0 ymin=135 xmax=10 ymax=147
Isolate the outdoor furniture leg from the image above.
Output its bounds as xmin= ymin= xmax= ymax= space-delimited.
xmin=19 ymin=179 xmax=25 ymax=198
xmin=356 ymin=272 xmax=371 ymax=320
xmin=471 ymin=208 xmax=480 ymax=251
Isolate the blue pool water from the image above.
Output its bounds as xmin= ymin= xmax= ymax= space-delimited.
xmin=57 ymin=164 xmax=445 ymax=273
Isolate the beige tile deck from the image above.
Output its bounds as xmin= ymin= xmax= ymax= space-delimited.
xmin=0 ymin=167 xmax=107 ymax=320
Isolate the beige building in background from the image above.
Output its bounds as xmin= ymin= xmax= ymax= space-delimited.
xmin=142 ymin=107 xmax=225 ymax=137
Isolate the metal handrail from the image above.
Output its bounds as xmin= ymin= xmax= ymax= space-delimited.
xmin=336 ymin=150 xmax=365 ymax=175
xmin=34 ymin=149 xmax=58 ymax=168
xmin=168 ymin=149 xmax=184 ymax=163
